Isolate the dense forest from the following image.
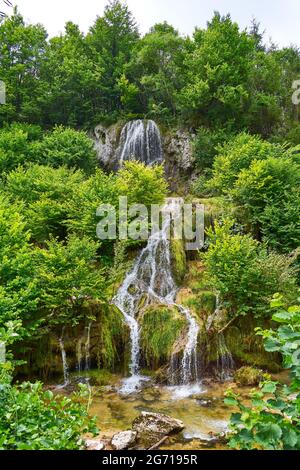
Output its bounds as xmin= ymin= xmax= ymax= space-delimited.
xmin=0 ymin=0 xmax=299 ymax=452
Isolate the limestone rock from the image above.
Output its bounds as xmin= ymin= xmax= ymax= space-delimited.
xmin=133 ymin=411 xmax=184 ymax=435
xmin=111 ymin=430 xmax=137 ymax=450
xmin=84 ymin=438 xmax=105 ymax=451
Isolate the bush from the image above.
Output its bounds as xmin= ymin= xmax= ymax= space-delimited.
xmin=0 ymin=124 xmax=41 ymax=173
xmin=4 ymin=164 xmax=85 ymax=242
xmin=193 ymin=127 xmax=234 ymax=170
xmin=226 ymin=295 xmax=300 ymax=450
xmin=0 ymin=324 xmax=98 ymax=450
xmin=207 ymin=133 xmax=285 ymax=195
xmin=31 ymin=126 xmax=97 ymax=173
xmin=232 ymin=157 xmax=300 ymax=250
xmin=204 ymin=219 xmax=297 ymax=317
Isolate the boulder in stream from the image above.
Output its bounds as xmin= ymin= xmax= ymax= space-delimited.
xmin=84 ymin=438 xmax=105 ymax=451
xmin=111 ymin=430 xmax=137 ymax=450
xmin=132 ymin=411 xmax=184 ymax=448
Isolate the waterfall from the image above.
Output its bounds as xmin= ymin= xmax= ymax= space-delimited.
xmin=77 ymin=337 xmax=83 ymax=372
xmin=216 ymin=334 xmax=234 ymax=381
xmin=113 ymin=198 xmax=200 ymax=393
xmin=58 ymin=335 xmax=69 ymax=387
xmin=85 ymin=322 xmax=92 ymax=371
xmin=207 ymin=295 xmax=234 ymax=380
xmin=180 ymin=305 xmax=200 ymax=384
xmin=117 ymin=119 xmax=163 ymax=166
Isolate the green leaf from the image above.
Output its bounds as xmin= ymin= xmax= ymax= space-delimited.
xmin=256 ymin=423 xmax=282 ymax=444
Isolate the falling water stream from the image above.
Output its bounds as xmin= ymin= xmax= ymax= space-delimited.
xmin=118 ymin=119 xmax=164 ymax=165
xmin=85 ymin=322 xmax=92 ymax=371
xmin=58 ymin=336 xmax=69 ymax=387
xmin=113 ymin=198 xmax=200 ymax=394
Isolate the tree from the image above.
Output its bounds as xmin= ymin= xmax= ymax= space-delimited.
xmin=232 ymin=156 xmax=300 ymax=245
xmin=0 ymin=8 xmax=47 ymax=125
xmin=207 ymin=133 xmax=285 ymax=195
xmin=40 ymin=22 xmax=102 ymax=127
xmin=86 ymin=0 xmax=139 ymax=120
xmin=3 ymin=164 xmax=85 ymax=242
xmin=177 ymin=13 xmax=255 ymax=129
xmin=124 ymin=22 xmax=188 ymax=120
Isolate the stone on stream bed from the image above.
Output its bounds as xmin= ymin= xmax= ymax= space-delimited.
xmin=84 ymin=438 xmax=106 ymax=451
xmin=132 ymin=412 xmax=185 ymax=448
xmin=111 ymin=430 xmax=137 ymax=450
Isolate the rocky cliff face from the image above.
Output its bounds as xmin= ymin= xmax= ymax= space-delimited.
xmin=93 ymin=121 xmax=196 ymax=192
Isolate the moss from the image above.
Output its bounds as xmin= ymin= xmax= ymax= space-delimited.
xmin=170 ymin=238 xmax=187 ymax=285
xmin=95 ymin=304 xmax=127 ymax=370
xmin=234 ymin=366 xmax=267 ymax=386
xmin=140 ymin=305 xmax=187 ymax=369
xmin=224 ymin=319 xmax=282 ymax=373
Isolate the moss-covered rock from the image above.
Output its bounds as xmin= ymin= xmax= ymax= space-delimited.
xmin=17 ymin=304 xmax=129 ymax=379
xmin=224 ymin=317 xmax=282 ymax=373
xmin=140 ymin=305 xmax=187 ymax=369
xmin=170 ymin=238 xmax=187 ymax=285
xmin=234 ymin=366 xmax=266 ymax=386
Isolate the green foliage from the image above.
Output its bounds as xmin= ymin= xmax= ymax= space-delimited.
xmin=40 ymin=22 xmax=102 ymax=128
xmin=0 ymin=8 xmax=47 ymax=125
xmin=4 ymin=164 xmax=85 ymax=242
xmin=178 ymin=13 xmax=255 ymax=128
xmin=232 ymin=157 xmax=300 ymax=250
xmin=33 ymin=236 xmax=106 ymax=328
xmin=115 ymin=161 xmax=168 ymax=207
xmin=192 ymin=127 xmax=234 ymax=170
xmin=0 ymin=382 xmax=97 ymax=450
xmin=226 ymin=295 xmax=300 ymax=450
xmin=0 ymin=124 xmax=41 ymax=173
xmin=31 ymin=126 xmax=97 ymax=173
xmin=204 ymin=220 xmax=297 ymax=317
xmin=0 ymin=325 xmax=97 ymax=450
xmin=124 ymin=22 xmax=187 ymax=121
xmin=207 ymin=133 xmax=285 ymax=195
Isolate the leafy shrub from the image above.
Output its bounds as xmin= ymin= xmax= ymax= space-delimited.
xmin=31 ymin=126 xmax=97 ymax=173
xmin=207 ymin=133 xmax=285 ymax=195
xmin=193 ymin=127 xmax=234 ymax=170
xmin=232 ymin=157 xmax=300 ymax=250
xmin=4 ymin=164 xmax=85 ymax=242
xmin=0 ymin=324 xmax=98 ymax=450
xmin=226 ymin=295 xmax=300 ymax=450
xmin=204 ymin=220 xmax=297 ymax=317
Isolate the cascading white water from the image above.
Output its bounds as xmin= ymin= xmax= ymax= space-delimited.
xmin=58 ymin=336 xmax=69 ymax=387
xmin=180 ymin=305 xmax=200 ymax=384
xmin=113 ymin=198 xmax=200 ymax=394
xmin=85 ymin=322 xmax=92 ymax=371
xmin=117 ymin=119 xmax=163 ymax=165
xmin=77 ymin=337 xmax=83 ymax=372
xmin=206 ymin=295 xmax=234 ymax=380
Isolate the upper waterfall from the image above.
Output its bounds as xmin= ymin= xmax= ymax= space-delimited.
xmin=117 ymin=119 xmax=164 ymax=165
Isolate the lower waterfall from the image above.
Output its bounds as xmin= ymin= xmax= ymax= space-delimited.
xmin=113 ymin=198 xmax=200 ymax=393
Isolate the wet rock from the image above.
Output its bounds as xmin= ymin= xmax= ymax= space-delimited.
xmin=111 ymin=430 xmax=137 ymax=450
xmin=196 ymin=399 xmax=213 ymax=407
xmin=234 ymin=366 xmax=265 ymax=386
xmin=84 ymin=438 xmax=105 ymax=451
xmin=133 ymin=411 xmax=184 ymax=436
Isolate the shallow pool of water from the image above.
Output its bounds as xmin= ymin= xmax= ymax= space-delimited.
xmin=87 ymin=376 xmax=251 ymax=450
